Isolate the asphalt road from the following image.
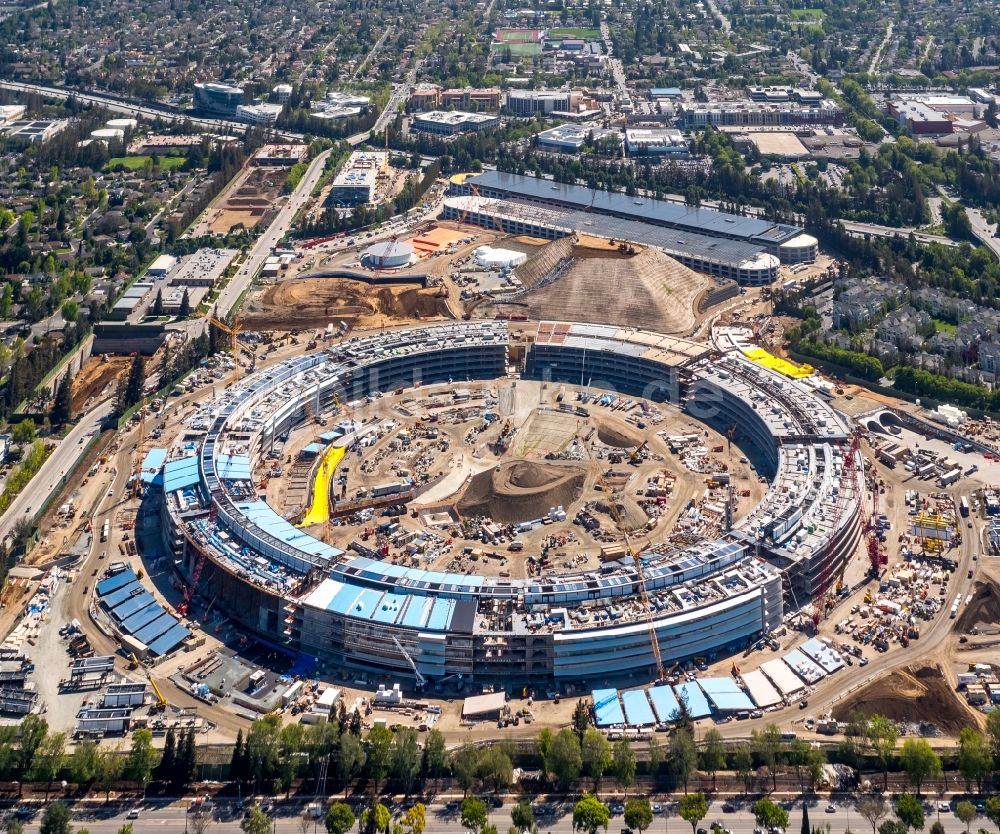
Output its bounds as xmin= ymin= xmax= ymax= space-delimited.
xmin=10 ymin=796 xmax=980 ymax=834
xmin=0 ymin=80 xmax=304 ymax=140
xmin=207 ymin=147 xmax=334 ymax=320
xmin=0 ymin=399 xmax=113 ymax=546
xmin=838 ymin=219 xmax=959 ymax=248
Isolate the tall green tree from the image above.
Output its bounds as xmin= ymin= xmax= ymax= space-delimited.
xmin=572 ymin=795 xmax=609 ymax=834
xmin=50 ymin=373 xmax=72 ymax=427
xmin=39 ymin=803 xmax=71 ymax=834
xmin=624 ymin=799 xmax=653 ymax=834
xmin=461 ymin=798 xmax=488 ymax=834
xmin=125 ymin=729 xmax=157 ymax=796
xmin=155 ymin=728 xmax=176 ymax=783
xmin=581 ymin=728 xmax=612 ymax=788
xmin=326 ymin=803 xmax=356 ymax=834
xmin=751 ymin=724 xmax=785 ymax=791
xmin=678 ymin=793 xmax=708 ymax=834
xmin=867 ymin=715 xmax=898 ymax=791
xmin=957 ymin=727 xmax=991 ymax=793
xmin=857 ymin=795 xmax=887 ymax=834
xmin=669 ymin=728 xmax=698 ymax=794
xmin=612 ymin=737 xmax=636 ymax=797
xmin=423 ymin=729 xmax=449 ymax=787
xmin=30 ymin=731 xmax=67 ymax=801
xmin=700 ymin=728 xmax=726 ymax=790
xmin=895 ymin=794 xmax=925 ymax=832
xmin=900 ymin=739 xmax=940 ymax=797
xmin=753 ymin=799 xmax=789 ymax=832
xmin=365 ymin=725 xmax=393 ymax=792
xmin=242 ymin=804 xmax=273 ymax=834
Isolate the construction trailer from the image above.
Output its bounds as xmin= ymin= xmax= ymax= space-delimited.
xmin=70 ymin=655 xmax=116 ymax=680
xmin=75 ymin=707 xmax=134 ymax=737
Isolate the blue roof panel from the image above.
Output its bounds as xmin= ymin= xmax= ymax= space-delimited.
xmin=111 ymin=591 xmax=155 ymax=622
xmin=121 ymin=603 xmax=167 ymax=634
xmin=163 ymin=456 xmax=200 ymax=493
xmin=697 ymin=677 xmax=755 ymax=713
xmin=148 ymin=623 xmax=190 ymax=656
xmin=592 ymin=688 xmax=625 ymax=727
xmin=427 ymin=598 xmax=453 ymax=631
xmin=96 ymin=569 xmax=138 ymax=596
xmin=621 ymin=689 xmax=656 ymax=726
xmin=675 ymin=682 xmax=712 ymax=718
xmin=100 ymin=580 xmax=144 ymax=609
xmin=648 ymin=685 xmax=681 ymax=723
xmin=372 ymin=592 xmax=406 ymax=624
xmin=134 ymin=612 xmax=179 ymax=644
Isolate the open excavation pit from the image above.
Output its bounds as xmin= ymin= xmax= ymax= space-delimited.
xmin=831 ymin=664 xmax=982 ymax=735
xmin=955 ymin=578 xmax=1000 ymax=632
xmin=597 ymin=418 xmax=646 ymax=449
xmin=458 ymin=460 xmax=586 ymax=524
xmin=241 ymin=277 xmax=452 ymax=330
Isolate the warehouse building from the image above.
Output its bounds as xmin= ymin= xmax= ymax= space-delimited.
xmin=624 ymin=127 xmax=688 ymax=157
xmin=534 ymin=124 xmax=621 ymax=153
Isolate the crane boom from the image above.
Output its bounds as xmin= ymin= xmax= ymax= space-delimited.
xmin=131 ymin=652 xmax=167 ymax=710
xmin=391 ymin=635 xmax=427 ymax=688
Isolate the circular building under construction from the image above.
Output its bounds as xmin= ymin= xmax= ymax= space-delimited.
xmin=363 ymin=239 xmax=413 ymax=270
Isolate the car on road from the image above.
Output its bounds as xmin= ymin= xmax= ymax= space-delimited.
xmin=126 ymin=809 xmax=140 ymax=819
xmin=610 ymin=803 xmax=625 ymax=815
xmin=652 ymin=804 xmax=662 ymax=814
xmin=938 ymin=803 xmax=950 ymax=812
xmin=722 ymin=802 xmax=736 ymax=813
xmin=826 ymin=805 xmax=836 ymax=813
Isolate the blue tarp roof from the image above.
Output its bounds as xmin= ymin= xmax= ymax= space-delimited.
xmin=593 ymin=688 xmax=625 ymax=727
xmin=163 ymin=456 xmax=200 ymax=493
xmin=648 ymin=685 xmax=681 ymax=723
xmin=302 ymin=443 xmax=324 ymax=456
xmin=697 ymin=677 xmax=755 ymax=713
xmin=141 ymin=448 xmax=167 ymax=472
xmin=147 ymin=623 xmax=190 ymax=656
xmin=621 ymin=689 xmax=656 ymax=726
xmin=675 ymin=681 xmax=712 ymax=719
xmin=318 ymin=431 xmax=341 ymax=442
xmin=217 ymin=453 xmax=253 ymax=481
xmin=236 ymin=500 xmax=343 ymax=563
xmin=96 ymin=569 xmax=138 ymax=597
xmin=134 ymin=611 xmax=178 ymax=644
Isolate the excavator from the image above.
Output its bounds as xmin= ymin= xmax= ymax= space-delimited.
xmin=629 ymin=441 xmax=648 ymax=465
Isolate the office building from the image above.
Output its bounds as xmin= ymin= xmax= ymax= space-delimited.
xmin=194 ymin=82 xmax=244 ymax=117
xmin=328 ymin=151 xmax=388 ymax=206
xmin=411 ymin=111 xmax=500 ymax=136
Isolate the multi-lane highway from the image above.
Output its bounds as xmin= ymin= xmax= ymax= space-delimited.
xmin=9 ymin=796 xmax=980 ymax=834
xmin=0 ymin=400 xmax=113 ymax=547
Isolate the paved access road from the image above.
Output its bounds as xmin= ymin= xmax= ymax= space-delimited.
xmin=208 ymin=147 xmax=334 ymax=320
xmin=11 ymin=796 xmax=978 ymax=834
xmin=0 ymin=399 xmax=113 ymax=546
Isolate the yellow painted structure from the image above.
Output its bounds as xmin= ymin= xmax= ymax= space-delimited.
xmin=741 ymin=347 xmax=814 ymax=379
xmin=299 ymin=446 xmax=346 ymax=527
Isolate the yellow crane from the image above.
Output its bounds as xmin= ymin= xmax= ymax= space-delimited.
xmin=586 ymin=444 xmax=666 ymax=682
xmin=131 ymin=653 xmax=167 ymax=711
xmin=209 ymin=316 xmax=253 ymax=383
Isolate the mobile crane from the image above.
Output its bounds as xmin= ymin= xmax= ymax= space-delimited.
xmin=131 ymin=653 xmax=167 ymax=711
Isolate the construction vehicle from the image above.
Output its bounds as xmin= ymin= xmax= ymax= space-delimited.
xmin=391 ymin=635 xmax=427 ymax=690
xmin=131 ymin=653 xmax=167 ymax=711
xmin=629 ymin=441 xmax=648 ymax=465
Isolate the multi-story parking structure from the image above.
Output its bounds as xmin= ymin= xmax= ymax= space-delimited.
xmin=441 ymin=195 xmax=781 ymax=285
xmin=157 ymin=321 xmax=860 ymax=687
xmin=452 ymin=171 xmax=818 ymax=265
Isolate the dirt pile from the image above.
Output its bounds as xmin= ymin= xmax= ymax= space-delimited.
xmin=72 ymin=357 xmax=130 ymax=412
xmin=458 ymin=461 xmax=586 ymax=523
xmin=597 ymin=419 xmax=644 ymax=449
xmin=593 ymin=494 xmax=648 ymax=533
xmin=241 ymin=278 xmax=452 ymax=330
xmin=956 ymin=579 xmax=1000 ymax=632
xmin=494 ymin=237 xmax=723 ymax=333
xmin=831 ymin=664 xmax=981 ymax=735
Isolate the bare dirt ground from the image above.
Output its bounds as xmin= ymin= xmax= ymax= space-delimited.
xmin=457 ymin=460 xmax=587 ymax=523
xmin=72 ymin=356 xmax=130 ymax=412
xmin=192 ymin=166 xmax=288 ymax=236
xmin=956 ymin=577 xmax=1000 ymax=632
xmin=240 ymin=277 xmax=453 ymax=330
xmin=831 ymin=663 xmax=983 ymax=734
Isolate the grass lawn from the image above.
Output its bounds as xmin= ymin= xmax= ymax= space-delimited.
xmin=932 ymin=318 xmax=958 ymax=335
xmin=548 ymin=26 xmax=601 ymax=39
xmin=789 ymin=8 xmax=825 ymax=20
xmin=505 ymin=42 xmax=542 ymax=56
xmin=105 ymin=155 xmax=186 ymax=172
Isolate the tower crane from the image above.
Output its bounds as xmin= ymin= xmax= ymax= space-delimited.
xmin=209 ymin=316 xmax=253 ymax=383
xmin=585 ymin=443 xmax=666 ymax=682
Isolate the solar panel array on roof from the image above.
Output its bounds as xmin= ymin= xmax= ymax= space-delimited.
xmin=467 ymin=171 xmax=802 ymax=245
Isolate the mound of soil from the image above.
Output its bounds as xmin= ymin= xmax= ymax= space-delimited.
xmin=955 ymin=579 xmax=1000 ymax=632
xmin=458 ymin=461 xmax=586 ymax=523
xmin=72 ymin=357 xmax=130 ymax=412
xmin=593 ymin=494 xmax=648 ymax=533
xmin=242 ymin=278 xmax=451 ymax=330
xmin=831 ymin=664 xmax=981 ymax=736
xmin=597 ymin=419 xmax=644 ymax=449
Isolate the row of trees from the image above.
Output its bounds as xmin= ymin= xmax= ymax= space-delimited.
xmin=0 ymin=715 xmax=197 ymax=799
